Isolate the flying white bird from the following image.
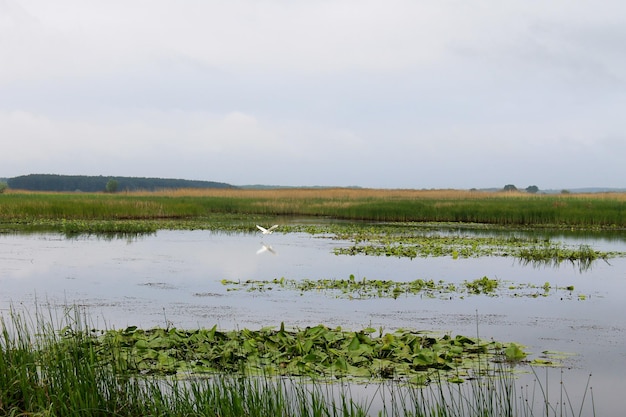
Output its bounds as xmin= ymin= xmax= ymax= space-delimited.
xmin=256 ymin=225 xmax=279 ymax=235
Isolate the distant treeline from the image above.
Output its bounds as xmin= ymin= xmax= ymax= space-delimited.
xmin=7 ymin=174 xmax=234 ymax=192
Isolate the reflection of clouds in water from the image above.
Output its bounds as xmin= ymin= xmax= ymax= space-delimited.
xmin=2 ymin=230 xmax=626 ymax=330
xmin=0 ymin=234 xmax=148 ymax=280
xmin=173 ymin=232 xmax=276 ymax=279
xmin=1 ymin=230 xmax=625 ymax=416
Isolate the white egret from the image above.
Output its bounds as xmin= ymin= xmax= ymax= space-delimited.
xmin=256 ymin=224 xmax=279 ymax=235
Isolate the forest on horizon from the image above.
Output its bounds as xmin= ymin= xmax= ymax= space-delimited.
xmin=4 ymin=174 xmax=234 ymax=192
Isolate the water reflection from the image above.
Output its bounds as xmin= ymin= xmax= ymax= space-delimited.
xmin=517 ymin=256 xmax=611 ymax=272
xmin=256 ymin=243 xmax=277 ymax=255
xmin=433 ymin=225 xmax=626 ymax=246
xmin=1 ymin=230 xmax=625 ymax=415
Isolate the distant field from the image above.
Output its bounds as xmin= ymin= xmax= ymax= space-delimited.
xmin=1 ymin=188 xmax=625 ymax=228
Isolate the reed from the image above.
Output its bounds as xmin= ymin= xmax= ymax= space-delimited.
xmin=0 ymin=308 xmax=354 ymax=417
xmin=1 ymin=188 xmax=625 ymax=228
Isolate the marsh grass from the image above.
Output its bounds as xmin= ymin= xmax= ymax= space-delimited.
xmin=0 ymin=308 xmax=365 ymax=417
xmin=2 ymin=189 xmax=625 ymax=228
xmin=326 ymin=224 xmax=624 ymax=269
xmin=0 ymin=307 xmax=595 ymax=416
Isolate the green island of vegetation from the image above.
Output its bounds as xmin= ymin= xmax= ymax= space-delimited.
xmin=90 ymin=322 xmax=531 ymax=381
xmin=221 ymin=275 xmax=588 ymax=301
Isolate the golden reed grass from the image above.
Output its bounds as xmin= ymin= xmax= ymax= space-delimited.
xmin=7 ymin=187 xmax=626 ymax=201
xmin=121 ymin=187 xmax=626 ymax=201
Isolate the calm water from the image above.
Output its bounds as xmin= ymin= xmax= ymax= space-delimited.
xmin=1 ymin=229 xmax=625 ymax=415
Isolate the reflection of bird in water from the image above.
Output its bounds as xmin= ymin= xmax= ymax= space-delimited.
xmin=256 ymin=224 xmax=279 ymax=235
xmin=256 ymin=243 xmax=277 ymax=255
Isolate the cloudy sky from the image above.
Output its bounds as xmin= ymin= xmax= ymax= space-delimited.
xmin=1 ymin=1 xmax=625 ymax=189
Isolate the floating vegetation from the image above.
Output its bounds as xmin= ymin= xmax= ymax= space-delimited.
xmin=330 ymin=226 xmax=623 ymax=270
xmin=83 ymin=322 xmax=530 ymax=383
xmin=530 ymin=350 xmax=578 ymax=367
xmin=60 ymin=219 xmax=159 ymax=236
xmin=0 ymin=214 xmax=276 ymax=236
xmin=221 ymin=275 xmax=586 ymax=300
xmin=224 ymin=276 xmax=456 ymax=299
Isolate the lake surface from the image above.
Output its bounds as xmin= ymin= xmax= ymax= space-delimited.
xmin=1 ymin=229 xmax=625 ymax=415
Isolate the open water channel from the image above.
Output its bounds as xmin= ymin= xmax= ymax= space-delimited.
xmin=1 ymin=228 xmax=625 ymax=415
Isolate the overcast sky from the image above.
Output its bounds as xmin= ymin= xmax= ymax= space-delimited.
xmin=1 ymin=1 xmax=625 ymax=189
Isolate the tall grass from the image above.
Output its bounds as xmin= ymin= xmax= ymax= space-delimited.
xmin=0 ymin=308 xmax=364 ymax=417
xmin=0 ymin=307 xmax=596 ymax=417
xmin=2 ymin=189 xmax=625 ymax=227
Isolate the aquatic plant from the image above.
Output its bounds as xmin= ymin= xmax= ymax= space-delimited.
xmin=517 ymin=243 xmax=608 ymax=270
xmin=60 ymin=219 xmax=159 ymax=236
xmin=0 ymin=308 xmax=595 ymax=416
xmin=89 ymin=323 xmax=523 ymax=383
xmin=330 ymin=226 xmax=623 ymax=269
xmin=221 ymin=276 xmax=584 ymax=301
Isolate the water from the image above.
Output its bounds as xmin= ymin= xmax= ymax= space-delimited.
xmin=1 ymin=229 xmax=625 ymax=415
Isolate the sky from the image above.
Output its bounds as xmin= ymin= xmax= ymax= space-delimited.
xmin=1 ymin=0 xmax=625 ymax=190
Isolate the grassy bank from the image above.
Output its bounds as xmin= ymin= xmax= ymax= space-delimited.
xmin=1 ymin=188 xmax=625 ymax=228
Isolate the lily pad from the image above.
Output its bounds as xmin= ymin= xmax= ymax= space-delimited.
xmin=74 ymin=323 xmax=549 ymax=384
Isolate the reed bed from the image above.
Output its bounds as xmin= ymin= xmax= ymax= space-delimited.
xmin=1 ymin=188 xmax=625 ymax=227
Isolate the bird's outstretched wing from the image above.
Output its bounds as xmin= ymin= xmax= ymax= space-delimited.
xmin=256 ymin=224 xmax=279 ymax=234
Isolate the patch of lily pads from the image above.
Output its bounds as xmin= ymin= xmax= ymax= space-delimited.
xmin=221 ymin=275 xmax=588 ymax=300
xmin=78 ymin=323 xmax=537 ymax=384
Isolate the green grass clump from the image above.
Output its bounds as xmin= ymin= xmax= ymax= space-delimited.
xmin=517 ymin=244 xmax=606 ymax=269
xmin=328 ymin=225 xmax=624 ymax=269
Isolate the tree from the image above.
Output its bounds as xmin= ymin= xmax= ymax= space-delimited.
xmin=525 ymin=185 xmax=539 ymax=194
xmin=105 ymin=179 xmax=119 ymax=193
xmin=503 ymin=184 xmax=517 ymax=192
xmin=0 ymin=182 xmax=7 ymax=194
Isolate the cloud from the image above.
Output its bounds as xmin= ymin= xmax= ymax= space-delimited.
xmin=1 ymin=0 xmax=625 ymax=188
xmin=5 ymin=0 xmax=625 ymax=83
xmin=0 ymin=0 xmax=495 ymax=84
xmin=0 ymin=108 xmax=367 ymax=182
